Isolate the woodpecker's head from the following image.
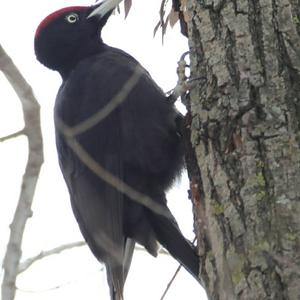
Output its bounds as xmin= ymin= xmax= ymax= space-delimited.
xmin=34 ymin=1 xmax=120 ymax=76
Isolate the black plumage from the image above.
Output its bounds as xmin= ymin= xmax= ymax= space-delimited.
xmin=34 ymin=2 xmax=200 ymax=299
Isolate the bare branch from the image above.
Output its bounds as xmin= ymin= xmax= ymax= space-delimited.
xmin=17 ymin=241 xmax=168 ymax=277
xmin=0 ymin=129 xmax=25 ymax=142
xmin=0 ymin=44 xmax=44 ymax=300
xmin=18 ymin=241 xmax=86 ymax=274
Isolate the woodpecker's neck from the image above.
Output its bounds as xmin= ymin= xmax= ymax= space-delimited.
xmin=59 ymin=39 xmax=108 ymax=80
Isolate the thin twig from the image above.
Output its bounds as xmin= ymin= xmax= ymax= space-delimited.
xmin=159 ymin=237 xmax=197 ymax=300
xmin=17 ymin=241 xmax=168 ymax=277
xmin=0 ymin=44 xmax=44 ymax=300
xmin=17 ymin=266 xmax=105 ymax=294
xmin=160 ymin=264 xmax=182 ymax=300
xmin=0 ymin=129 xmax=25 ymax=142
xmin=18 ymin=241 xmax=86 ymax=274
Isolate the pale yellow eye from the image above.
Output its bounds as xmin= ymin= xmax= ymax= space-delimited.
xmin=65 ymin=13 xmax=79 ymax=24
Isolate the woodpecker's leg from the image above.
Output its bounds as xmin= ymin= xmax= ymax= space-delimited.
xmin=167 ymin=51 xmax=206 ymax=104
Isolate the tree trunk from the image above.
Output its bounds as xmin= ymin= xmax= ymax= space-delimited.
xmin=184 ymin=0 xmax=300 ymax=299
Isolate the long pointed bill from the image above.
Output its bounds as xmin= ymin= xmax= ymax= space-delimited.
xmin=87 ymin=0 xmax=123 ymax=19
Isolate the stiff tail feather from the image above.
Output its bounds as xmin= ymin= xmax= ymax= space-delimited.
xmin=106 ymin=238 xmax=135 ymax=300
xmin=147 ymin=208 xmax=201 ymax=284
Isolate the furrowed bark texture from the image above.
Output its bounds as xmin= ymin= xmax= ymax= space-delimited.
xmin=185 ymin=0 xmax=300 ymax=299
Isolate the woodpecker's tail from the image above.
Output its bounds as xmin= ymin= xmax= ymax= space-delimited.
xmin=106 ymin=263 xmax=124 ymax=300
xmin=106 ymin=238 xmax=135 ymax=300
xmin=147 ymin=207 xmax=201 ymax=283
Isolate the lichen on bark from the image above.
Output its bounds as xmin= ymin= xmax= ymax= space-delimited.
xmin=185 ymin=0 xmax=300 ymax=299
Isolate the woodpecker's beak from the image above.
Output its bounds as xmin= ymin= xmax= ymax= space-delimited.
xmin=87 ymin=0 xmax=123 ymax=19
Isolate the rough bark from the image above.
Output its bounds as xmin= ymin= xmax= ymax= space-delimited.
xmin=185 ymin=0 xmax=300 ymax=299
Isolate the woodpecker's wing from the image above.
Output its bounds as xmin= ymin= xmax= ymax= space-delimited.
xmin=54 ymin=49 xmax=138 ymax=298
xmin=58 ymin=145 xmax=127 ymax=298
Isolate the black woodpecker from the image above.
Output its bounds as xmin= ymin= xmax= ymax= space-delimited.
xmin=34 ymin=1 xmax=200 ymax=299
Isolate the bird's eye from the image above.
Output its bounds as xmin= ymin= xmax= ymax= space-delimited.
xmin=65 ymin=13 xmax=79 ymax=24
